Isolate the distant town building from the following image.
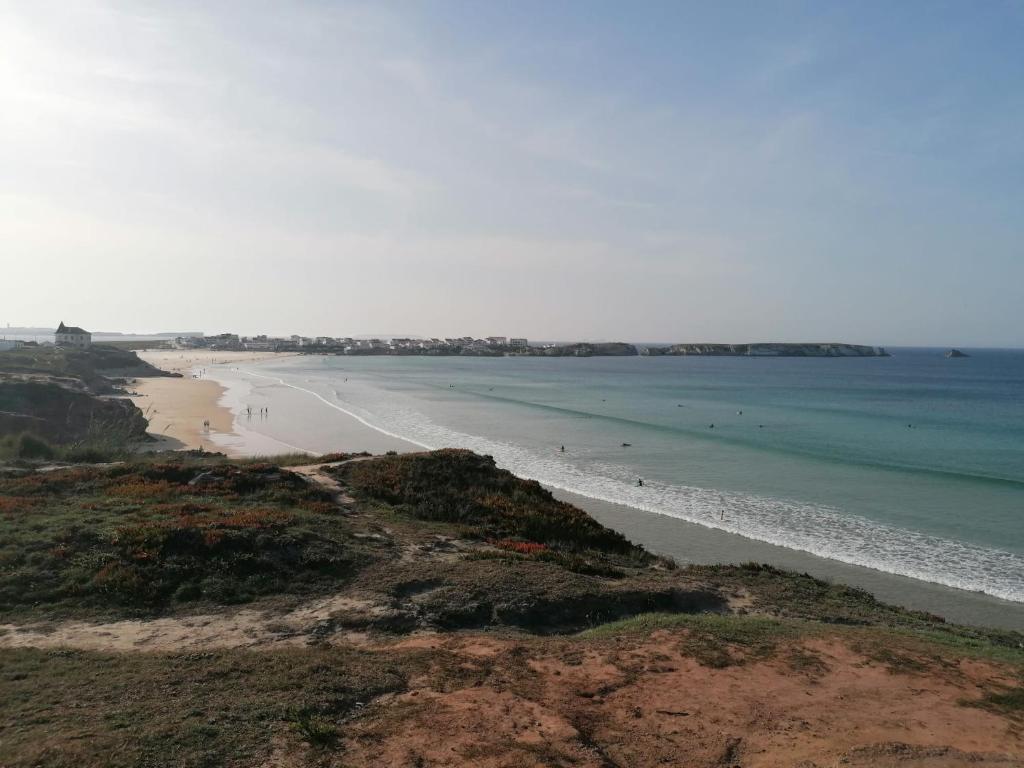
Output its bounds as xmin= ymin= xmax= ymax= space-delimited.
xmin=486 ymin=336 xmax=507 ymax=346
xmin=206 ymin=333 xmax=240 ymax=348
xmin=55 ymin=322 xmax=91 ymax=349
xmin=510 ymin=338 xmax=528 ymax=349
xmin=0 ymin=339 xmax=24 ymax=351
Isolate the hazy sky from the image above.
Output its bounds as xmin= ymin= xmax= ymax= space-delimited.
xmin=2 ymin=1 xmax=1022 ymax=344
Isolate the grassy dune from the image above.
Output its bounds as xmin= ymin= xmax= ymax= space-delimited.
xmin=0 ymin=450 xmax=1022 ymax=766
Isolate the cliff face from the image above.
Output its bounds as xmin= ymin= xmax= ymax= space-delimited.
xmin=537 ymin=342 xmax=639 ymax=357
xmin=0 ymin=346 xmax=166 ymax=449
xmin=0 ymin=379 xmax=150 ymax=445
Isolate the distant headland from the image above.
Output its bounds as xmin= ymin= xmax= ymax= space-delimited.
xmin=167 ymin=334 xmax=888 ymax=358
xmin=643 ymin=342 xmax=889 ymax=358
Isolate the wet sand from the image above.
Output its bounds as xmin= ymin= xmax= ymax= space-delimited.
xmin=554 ymin=488 xmax=1024 ymax=630
xmin=198 ymin=363 xmax=420 ymax=456
xmin=130 ymin=350 xmax=298 ymax=456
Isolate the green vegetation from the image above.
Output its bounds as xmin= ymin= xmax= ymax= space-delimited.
xmin=581 ymin=611 xmax=791 ymax=640
xmin=0 ymin=344 xmax=168 ymax=455
xmin=2 ymin=449 xmax=1024 ymax=765
xmin=581 ymin=613 xmax=798 ymax=668
xmin=0 ymin=344 xmax=167 ymax=391
xmin=0 ymin=381 xmax=149 ymax=451
xmin=0 ymin=461 xmax=366 ymax=619
xmin=334 ymin=449 xmax=646 ymax=558
xmin=0 ymin=422 xmax=143 ymax=464
xmin=466 ymin=546 xmax=627 ymax=578
xmin=968 ymin=686 xmax=1024 ymax=720
xmin=689 ymin=562 xmax=1024 ymax=656
xmin=0 ymin=645 xmax=408 ymax=767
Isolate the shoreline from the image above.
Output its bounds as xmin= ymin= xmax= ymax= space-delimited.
xmin=553 ymin=488 xmax=1024 ymax=630
xmin=130 ymin=350 xmax=299 ymax=456
xmin=134 ymin=353 xmax=1024 ymax=630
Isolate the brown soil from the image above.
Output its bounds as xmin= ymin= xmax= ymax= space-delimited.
xmin=342 ymin=632 xmax=1023 ymax=767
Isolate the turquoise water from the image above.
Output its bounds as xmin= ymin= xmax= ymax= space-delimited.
xmin=231 ymin=348 xmax=1024 ymax=602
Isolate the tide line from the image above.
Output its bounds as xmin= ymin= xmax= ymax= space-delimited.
xmin=239 ymin=369 xmax=433 ymax=450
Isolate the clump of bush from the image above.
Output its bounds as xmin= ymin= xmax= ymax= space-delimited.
xmin=486 ymin=538 xmax=624 ymax=578
xmin=0 ymin=462 xmax=364 ymax=616
xmin=334 ymin=449 xmax=647 ymax=559
xmin=0 ymin=429 xmax=133 ymax=463
xmin=0 ymin=433 xmax=58 ymax=460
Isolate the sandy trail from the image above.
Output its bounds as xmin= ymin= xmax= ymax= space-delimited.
xmin=0 ymin=592 xmax=384 ymax=652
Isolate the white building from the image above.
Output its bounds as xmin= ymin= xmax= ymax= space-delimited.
xmin=510 ymin=338 xmax=528 ymax=349
xmin=0 ymin=339 xmax=24 ymax=352
xmin=55 ymin=322 xmax=92 ymax=349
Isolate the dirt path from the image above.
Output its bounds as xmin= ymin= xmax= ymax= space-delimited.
xmin=0 ymin=592 xmax=391 ymax=652
xmin=287 ymin=458 xmax=368 ymax=505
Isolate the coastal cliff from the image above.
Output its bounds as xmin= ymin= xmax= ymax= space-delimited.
xmin=0 ymin=344 xmax=175 ymax=394
xmin=0 ymin=379 xmax=149 ymax=446
xmin=644 ymin=342 xmax=889 ymax=357
xmin=534 ymin=341 xmax=638 ymax=357
xmin=0 ymin=345 xmax=171 ymax=458
xmin=0 ymin=449 xmax=1021 ymax=766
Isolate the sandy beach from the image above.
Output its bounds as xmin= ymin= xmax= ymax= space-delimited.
xmin=130 ymin=350 xmax=296 ymax=456
xmin=130 ymin=349 xmax=415 ymax=457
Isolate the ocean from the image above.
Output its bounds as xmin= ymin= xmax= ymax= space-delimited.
xmin=206 ymin=348 xmax=1024 ymax=621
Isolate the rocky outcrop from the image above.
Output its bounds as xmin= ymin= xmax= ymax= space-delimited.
xmin=644 ymin=343 xmax=889 ymax=357
xmin=0 ymin=378 xmax=149 ymax=445
xmin=535 ymin=342 xmax=638 ymax=357
xmin=0 ymin=344 xmax=176 ymax=395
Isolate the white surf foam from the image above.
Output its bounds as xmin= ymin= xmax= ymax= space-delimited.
xmin=243 ymin=366 xmax=1024 ymax=604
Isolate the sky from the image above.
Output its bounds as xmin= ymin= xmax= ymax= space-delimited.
xmin=1 ymin=1 xmax=1022 ymax=345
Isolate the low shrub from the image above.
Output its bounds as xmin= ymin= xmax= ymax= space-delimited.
xmin=336 ymin=450 xmax=646 ymax=558
xmin=492 ymin=539 xmax=549 ymax=555
xmin=0 ymin=462 xmax=361 ymax=617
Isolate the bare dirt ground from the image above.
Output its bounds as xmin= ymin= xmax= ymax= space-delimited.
xmin=341 ymin=632 xmax=1023 ymax=768
xmin=4 ymin=602 xmax=1021 ymax=766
